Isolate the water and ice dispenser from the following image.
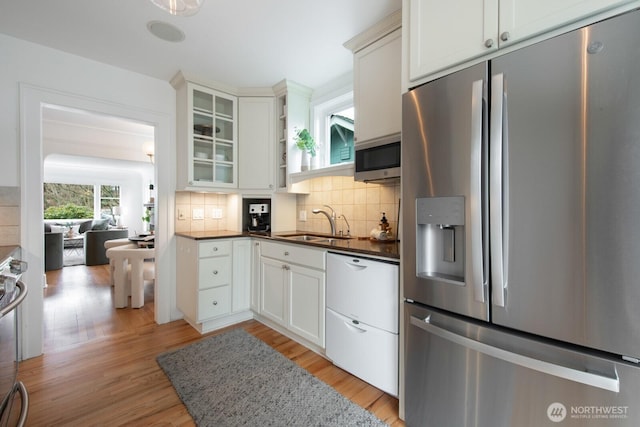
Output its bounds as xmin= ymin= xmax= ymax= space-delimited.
xmin=416 ymin=197 xmax=465 ymax=284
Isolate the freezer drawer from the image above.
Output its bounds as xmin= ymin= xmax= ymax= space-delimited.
xmin=405 ymin=303 xmax=640 ymax=427
xmin=326 ymin=308 xmax=398 ymax=396
xmin=326 ymin=253 xmax=399 ymax=333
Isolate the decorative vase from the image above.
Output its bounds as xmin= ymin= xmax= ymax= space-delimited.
xmin=300 ymin=151 xmax=310 ymax=171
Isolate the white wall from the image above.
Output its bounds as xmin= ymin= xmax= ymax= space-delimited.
xmin=0 ymin=33 xmax=179 ymax=359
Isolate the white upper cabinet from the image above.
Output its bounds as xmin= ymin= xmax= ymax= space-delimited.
xmin=405 ymin=0 xmax=636 ymax=84
xmin=173 ymin=74 xmax=238 ymax=190
xmin=346 ymin=11 xmax=402 ymax=145
xmin=406 ymin=0 xmax=497 ymax=84
xmin=353 ymin=29 xmax=402 ymax=144
xmin=238 ymin=97 xmax=275 ymax=191
xmin=272 ymin=80 xmax=312 ymax=193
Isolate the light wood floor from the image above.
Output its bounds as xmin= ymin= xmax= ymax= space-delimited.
xmin=18 ymin=264 xmax=404 ymax=426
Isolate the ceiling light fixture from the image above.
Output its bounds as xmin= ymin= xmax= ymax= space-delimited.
xmin=143 ymin=141 xmax=155 ymax=164
xmin=149 ymin=0 xmax=203 ymax=16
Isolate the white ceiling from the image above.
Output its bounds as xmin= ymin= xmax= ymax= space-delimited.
xmin=42 ymin=105 xmax=155 ymax=166
xmin=0 ymin=0 xmax=402 ymax=89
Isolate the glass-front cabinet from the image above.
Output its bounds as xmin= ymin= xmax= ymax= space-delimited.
xmin=174 ymin=72 xmax=238 ymax=190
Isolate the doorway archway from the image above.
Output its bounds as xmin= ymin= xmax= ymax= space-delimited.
xmin=20 ymin=84 xmax=176 ymax=359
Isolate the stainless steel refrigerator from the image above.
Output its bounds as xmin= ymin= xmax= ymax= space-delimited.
xmin=402 ymin=8 xmax=640 ymax=427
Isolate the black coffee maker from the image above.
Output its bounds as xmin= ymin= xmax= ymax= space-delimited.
xmin=247 ymin=203 xmax=270 ymax=232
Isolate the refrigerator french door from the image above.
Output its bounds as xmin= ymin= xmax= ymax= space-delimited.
xmin=403 ymin=8 xmax=640 ymax=426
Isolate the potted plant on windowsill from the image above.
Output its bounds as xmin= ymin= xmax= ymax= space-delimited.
xmin=293 ymin=128 xmax=316 ymax=171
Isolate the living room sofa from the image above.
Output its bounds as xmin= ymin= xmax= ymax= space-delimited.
xmin=44 ymin=229 xmax=64 ymax=271
xmin=84 ymin=229 xmax=129 ymax=266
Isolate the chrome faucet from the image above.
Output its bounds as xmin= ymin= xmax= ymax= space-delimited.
xmin=338 ymin=214 xmax=351 ymax=237
xmin=312 ymin=205 xmax=336 ymax=235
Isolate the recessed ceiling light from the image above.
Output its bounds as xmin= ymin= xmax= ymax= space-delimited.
xmin=147 ymin=21 xmax=185 ymax=43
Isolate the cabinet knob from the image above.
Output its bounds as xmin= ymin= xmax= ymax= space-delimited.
xmin=212 ymin=300 xmax=218 ymax=306
xmin=485 ymin=39 xmax=494 ymax=48
xmin=500 ymin=32 xmax=510 ymax=42
xmin=213 ymin=247 xmax=218 ymax=252
xmin=283 ymin=265 xmax=290 ymax=270
xmin=213 ymin=270 xmax=218 ymax=275
xmin=284 ymin=251 xmax=289 ymax=256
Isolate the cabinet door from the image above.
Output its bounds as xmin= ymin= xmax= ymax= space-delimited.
xmin=288 ymin=264 xmax=325 ymax=347
xmin=250 ymin=241 xmax=261 ymax=313
xmin=238 ymin=97 xmax=275 ymax=190
xmin=260 ymin=256 xmax=286 ymax=324
xmin=188 ymin=83 xmax=237 ymax=188
xmin=407 ymin=0 xmax=498 ymax=81
xmin=354 ymin=29 xmax=402 ymax=144
xmin=232 ymin=239 xmax=251 ymax=312
xmin=499 ymin=0 xmax=634 ymax=46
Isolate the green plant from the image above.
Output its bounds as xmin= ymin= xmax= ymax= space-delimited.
xmin=43 ymin=203 xmax=93 ymax=219
xmin=142 ymin=208 xmax=151 ymax=223
xmin=293 ymin=128 xmax=316 ymax=157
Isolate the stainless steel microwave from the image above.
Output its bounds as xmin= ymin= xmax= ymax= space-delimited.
xmin=354 ymin=133 xmax=401 ymax=182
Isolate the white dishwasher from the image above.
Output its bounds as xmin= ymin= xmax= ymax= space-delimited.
xmin=325 ymin=252 xmax=399 ymax=396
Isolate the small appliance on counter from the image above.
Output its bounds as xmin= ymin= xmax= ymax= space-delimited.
xmin=243 ymin=198 xmax=271 ymax=233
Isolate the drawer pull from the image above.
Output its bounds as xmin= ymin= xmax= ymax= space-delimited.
xmin=284 ymin=251 xmax=289 ymax=256
xmin=213 ymin=247 xmax=219 ymax=252
xmin=213 ymin=270 xmax=218 ymax=275
xmin=212 ymin=300 xmax=218 ymax=306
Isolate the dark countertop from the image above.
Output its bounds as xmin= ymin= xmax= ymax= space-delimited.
xmin=0 ymin=246 xmax=20 ymax=263
xmin=175 ymin=230 xmax=400 ymax=261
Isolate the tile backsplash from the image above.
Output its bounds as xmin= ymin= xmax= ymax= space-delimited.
xmin=174 ymin=176 xmax=400 ymax=239
xmin=175 ymin=191 xmax=228 ymax=233
xmin=296 ymin=176 xmax=400 ymax=239
xmin=0 ymin=187 xmax=20 ymax=246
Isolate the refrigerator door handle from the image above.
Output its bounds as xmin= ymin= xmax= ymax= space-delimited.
xmin=411 ymin=315 xmax=620 ymax=392
xmin=490 ymin=73 xmax=508 ymax=307
xmin=470 ymin=79 xmax=486 ymax=303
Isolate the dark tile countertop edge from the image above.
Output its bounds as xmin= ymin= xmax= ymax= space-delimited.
xmin=0 ymin=246 xmax=20 ymax=264
xmin=174 ymin=231 xmax=399 ymax=261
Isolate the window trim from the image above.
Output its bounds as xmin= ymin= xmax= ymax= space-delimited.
xmin=310 ymin=90 xmax=354 ymax=170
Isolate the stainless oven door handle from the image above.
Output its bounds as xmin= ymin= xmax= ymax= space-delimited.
xmin=0 ymin=281 xmax=27 ymax=317
xmin=16 ymin=381 xmax=28 ymax=427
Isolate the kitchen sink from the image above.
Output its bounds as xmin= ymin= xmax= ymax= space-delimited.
xmin=286 ymin=235 xmax=326 ymax=241
xmin=278 ymin=233 xmax=352 ymax=242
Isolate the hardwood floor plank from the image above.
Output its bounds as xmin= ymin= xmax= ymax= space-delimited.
xmin=18 ymin=264 xmax=404 ymax=426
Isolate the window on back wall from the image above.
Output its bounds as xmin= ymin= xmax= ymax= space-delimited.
xmin=329 ymin=108 xmax=354 ymax=165
xmin=43 ymin=183 xmax=120 ymax=223
xmin=312 ymin=91 xmax=355 ymax=169
xmin=100 ymin=185 xmax=120 ymax=222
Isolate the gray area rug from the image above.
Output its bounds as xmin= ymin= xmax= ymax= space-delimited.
xmin=157 ymin=328 xmax=387 ymax=427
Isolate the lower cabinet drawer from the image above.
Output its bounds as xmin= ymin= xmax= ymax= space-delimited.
xmin=198 ymin=256 xmax=231 ymax=289
xmin=325 ymin=308 xmax=398 ymax=396
xmin=198 ymin=285 xmax=231 ymax=320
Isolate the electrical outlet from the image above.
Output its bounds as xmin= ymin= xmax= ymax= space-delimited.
xmin=192 ymin=208 xmax=204 ymax=220
xmin=177 ymin=209 xmax=186 ymax=220
xmin=299 ymin=210 xmax=307 ymax=221
xmin=212 ymin=208 xmax=222 ymax=219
